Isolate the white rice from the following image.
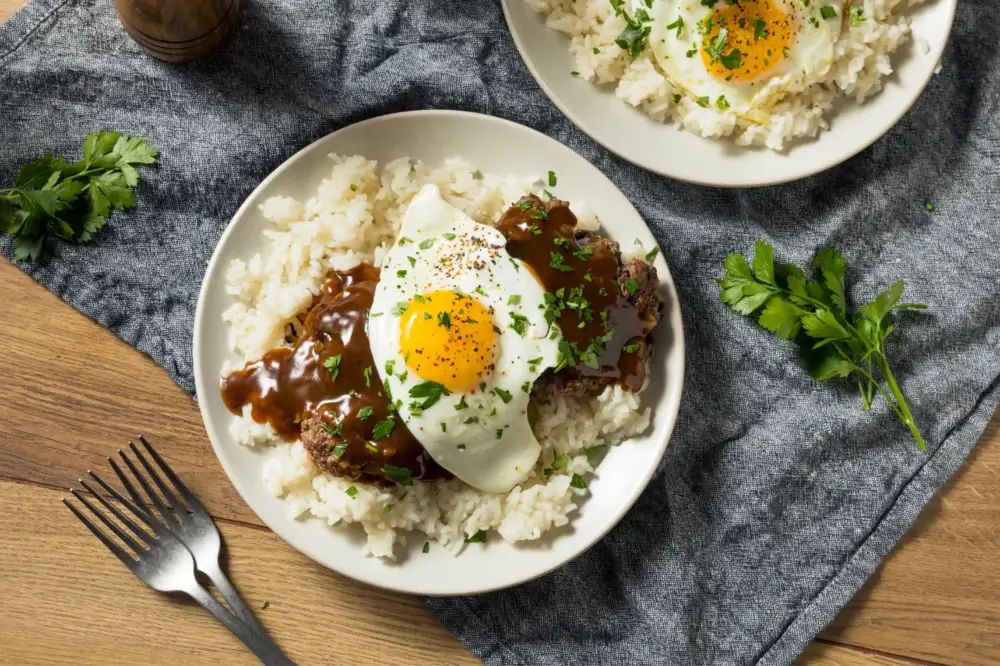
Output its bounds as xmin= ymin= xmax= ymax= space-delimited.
xmin=223 ymin=155 xmax=651 ymax=558
xmin=524 ymin=0 xmax=923 ymax=150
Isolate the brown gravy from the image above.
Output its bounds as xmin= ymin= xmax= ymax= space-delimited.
xmin=495 ymin=197 xmax=652 ymax=392
xmin=220 ymin=265 xmax=447 ymax=483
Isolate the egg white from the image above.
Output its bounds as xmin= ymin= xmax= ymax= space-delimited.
xmin=369 ymin=185 xmax=561 ymax=493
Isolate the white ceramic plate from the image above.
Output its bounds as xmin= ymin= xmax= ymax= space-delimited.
xmin=193 ymin=110 xmax=685 ymax=596
xmin=501 ymin=0 xmax=956 ymax=186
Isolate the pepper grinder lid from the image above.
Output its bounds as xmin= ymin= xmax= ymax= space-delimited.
xmin=115 ymin=0 xmax=241 ymax=63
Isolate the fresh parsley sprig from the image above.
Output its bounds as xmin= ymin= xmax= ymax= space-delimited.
xmin=718 ymin=240 xmax=927 ymax=450
xmin=0 ymin=131 xmax=158 ymax=261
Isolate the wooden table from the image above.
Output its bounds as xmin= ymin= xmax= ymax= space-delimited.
xmin=1 ymin=4 xmax=998 ymax=665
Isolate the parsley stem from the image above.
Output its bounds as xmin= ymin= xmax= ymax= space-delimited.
xmin=874 ymin=355 xmax=926 ymax=451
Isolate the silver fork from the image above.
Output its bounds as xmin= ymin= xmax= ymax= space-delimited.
xmin=64 ymin=452 xmax=295 ymax=665
xmin=112 ymin=437 xmax=274 ymax=645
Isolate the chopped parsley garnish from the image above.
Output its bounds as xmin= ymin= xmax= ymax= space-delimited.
xmin=548 ymin=170 xmax=557 ymax=187
xmin=720 ymin=49 xmax=742 ymax=70
xmin=612 ymin=2 xmax=652 ymax=59
xmin=705 ymin=27 xmax=728 ymax=62
xmin=407 ymin=256 xmax=416 ymax=267
xmin=753 ymin=18 xmax=768 ymax=40
xmin=521 ymin=381 xmax=531 ymax=393
xmin=666 ymin=16 xmax=684 ymax=37
xmin=820 ymin=5 xmax=837 ymax=18
xmin=700 ymin=0 xmax=718 ymax=6
xmin=494 ymin=387 xmax=513 ymax=404
xmin=349 ymin=184 xmax=357 ymax=192
xmin=585 ymin=445 xmax=606 ymax=462
xmin=493 ymin=324 xmax=503 ymax=335
xmin=488 ymin=407 xmax=498 ymax=417
xmin=645 ymin=246 xmax=659 ymax=262
xmin=623 ymin=341 xmax=642 ymax=353
xmin=440 ymin=422 xmax=447 ymax=433
xmin=372 ymin=416 xmax=395 ymax=440
xmin=528 ymin=357 xmax=543 ymax=371
xmin=553 ymin=237 xmax=571 ymax=249
xmin=551 ymin=453 xmax=568 ymax=472
xmin=496 ymin=428 xmax=504 ymax=440
xmin=508 ymin=294 xmax=522 ymax=305
xmin=422 ymin=541 xmax=430 ymax=553
xmin=593 ymin=47 xmax=601 ymax=54
xmin=409 ymin=381 xmax=451 ymax=409
xmin=385 ymin=360 xmax=395 ymax=376
xmin=322 ymin=421 xmax=343 ymax=438
xmin=323 ymin=355 xmax=342 ymax=382
xmin=717 ymin=95 xmax=731 ymax=111
xmin=696 ymin=96 xmax=710 ymax=108
xmin=509 ymin=257 xmax=521 ymax=272
xmin=510 ymin=313 xmax=530 ymax=336
xmin=463 ymin=417 xmax=478 ymax=425
xmin=365 ymin=442 xmax=378 ymax=454
xmin=345 ymin=485 xmax=359 ymax=498
xmin=528 ymin=224 xmax=542 ymax=235
xmin=570 ymin=473 xmax=588 ymax=490
xmin=357 ymin=405 xmax=374 ymax=420
xmin=437 ymin=311 xmax=451 ymax=330
xmin=383 ymin=504 xmax=394 ymax=513
xmin=392 ymin=302 xmax=408 ymax=316
xmin=442 ymin=232 xmax=456 ymax=241
xmin=475 ymin=285 xmax=488 ymax=297
xmin=418 ymin=238 xmax=435 ymax=250
xmin=584 ymin=272 xmax=593 ymax=282
xmin=333 ymin=441 xmax=348 ymax=458
xmin=572 ymin=246 xmax=594 ymax=262
xmin=261 ymin=600 xmax=270 ymax=609
xmin=519 ymin=200 xmax=534 ymax=212
xmin=398 ymin=237 xmax=412 ymax=246
xmin=413 ymin=294 xmax=427 ymax=304
xmin=396 ymin=269 xmax=407 ymax=278
xmin=549 ymin=251 xmax=575 ymax=272
xmin=454 ymin=396 xmax=468 ymax=410
xmin=849 ymin=5 xmax=865 ymax=25
xmin=625 ymin=277 xmax=641 ymax=296
xmin=363 ymin=365 xmax=373 ymax=387
xmin=381 ymin=463 xmax=414 ymax=486
xmin=465 ymin=530 xmax=487 ymax=543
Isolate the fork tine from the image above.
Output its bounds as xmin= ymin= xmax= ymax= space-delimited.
xmin=79 ymin=478 xmax=151 ymax=544
xmin=63 ymin=498 xmax=136 ymax=569
xmin=90 ymin=467 xmax=162 ymax=535
xmin=118 ymin=446 xmax=175 ymax=526
xmin=109 ymin=456 xmax=149 ymax=509
xmin=71 ymin=488 xmax=146 ymax=556
xmin=130 ymin=440 xmax=186 ymax=517
xmin=139 ymin=436 xmax=202 ymax=512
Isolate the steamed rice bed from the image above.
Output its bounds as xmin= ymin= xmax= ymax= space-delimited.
xmin=222 ymin=155 xmax=651 ymax=558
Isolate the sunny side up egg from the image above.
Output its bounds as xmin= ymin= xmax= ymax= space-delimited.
xmin=642 ymin=0 xmax=844 ymax=118
xmin=368 ymin=185 xmax=561 ymax=494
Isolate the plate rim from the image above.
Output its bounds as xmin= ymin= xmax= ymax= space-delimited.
xmin=499 ymin=0 xmax=958 ymax=187
xmin=193 ymin=109 xmax=686 ymax=595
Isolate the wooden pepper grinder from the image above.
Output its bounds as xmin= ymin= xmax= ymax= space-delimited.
xmin=115 ymin=0 xmax=241 ymax=63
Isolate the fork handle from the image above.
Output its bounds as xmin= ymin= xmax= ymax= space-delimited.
xmin=185 ymin=582 xmax=296 ymax=665
xmin=201 ymin=561 xmax=277 ymax=645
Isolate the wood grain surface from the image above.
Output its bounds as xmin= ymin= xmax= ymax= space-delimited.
xmin=1 ymin=2 xmax=998 ymax=665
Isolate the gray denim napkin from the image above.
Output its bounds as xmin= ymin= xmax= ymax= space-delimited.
xmin=2 ymin=1 xmax=998 ymax=664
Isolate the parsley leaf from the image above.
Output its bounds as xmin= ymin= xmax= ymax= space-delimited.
xmin=613 ymin=5 xmax=652 ymax=59
xmin=718 ymin=240 xmax=928 ymax=450
xmin=437 ymin=311 xmax=451 ymax=330
xmin=381 ymin=464 xmax=414 ymax=486
xmin=550 ymin=251 xmax=575 ymax=272
xmin=409 ymin=381 xmax=451 ymax=409
xmin=753 ymin=18 xmax=769 ymax=40
xmin=323 ymin=355 xmax=342 ymax=382
xmin=1 ymin=131 xmax=158 ymax=261
xmin=849 ymin=5 xmax=865 ymax=26
xmin=570 ymin=473 xmax=588 ymax=489
xmin=494 ymin=387 xmax=513 ymax=404
xmin=465 ymin=530 xmax=487 ymax=543
xmin=820 ymin=5 xmax=837 ymax=18
xmin=357 ymin=405 xmax=375 ymax=420
xmin=666 ymin=16 xmax=684 ymax=37
xmin=372 ymin=416 xmax=395 ymax=440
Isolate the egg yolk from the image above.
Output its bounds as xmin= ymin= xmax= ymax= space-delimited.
xmin=399 ymin=290 xmax=496 ymax=393
xmin=701 ymin=0 xmax=793 ymax=83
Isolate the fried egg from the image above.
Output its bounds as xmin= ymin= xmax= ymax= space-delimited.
xmin=368 ymin=185 xmax=560 ymax=493
xmin=643 ymin=0 xmax=844 ymax=118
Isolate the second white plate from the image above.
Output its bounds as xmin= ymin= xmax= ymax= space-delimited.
xmin=502 ymin=0 xmax=956 ymax=186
